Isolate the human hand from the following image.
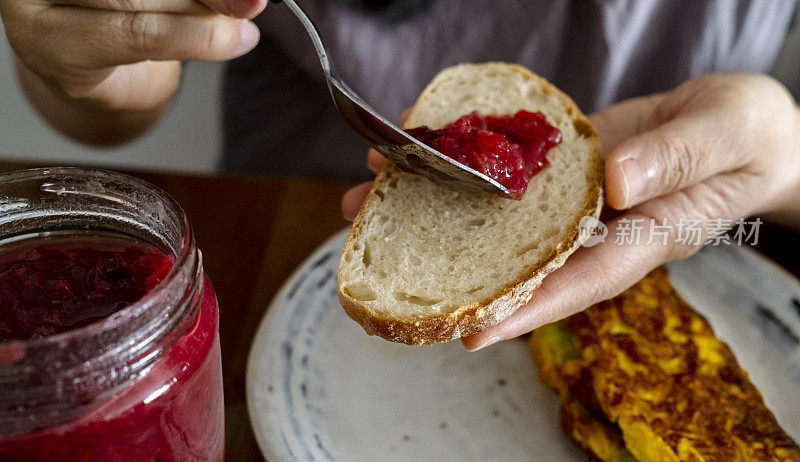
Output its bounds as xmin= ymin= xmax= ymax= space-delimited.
xmin=1 ymin=0 xmax=265 ymax=113
xmin=341 ymin=73 xmax=800 ymax=349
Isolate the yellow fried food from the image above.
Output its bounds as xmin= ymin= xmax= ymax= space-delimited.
xmin=529 ymin=267 xmax=800 ymax=461
xmin=531 ymin=318 xmax=636 ymax=462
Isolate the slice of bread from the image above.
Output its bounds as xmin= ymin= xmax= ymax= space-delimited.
xmin=338 ymin=62 xmax=603 ymax=345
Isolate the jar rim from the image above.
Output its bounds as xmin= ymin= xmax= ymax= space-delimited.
xmin=0 ymin=166 xmax=195 ymax=350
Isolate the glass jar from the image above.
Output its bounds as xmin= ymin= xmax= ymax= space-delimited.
xmin=0 ymin=168 xmax=224 ymax=461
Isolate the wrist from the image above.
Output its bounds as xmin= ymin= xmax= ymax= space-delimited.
xmin=14 ymin=58 xmax=177 ymax=146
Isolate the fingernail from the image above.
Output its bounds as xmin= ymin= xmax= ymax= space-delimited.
xmin=237 ymin=21 xmax=260 ymax=55
xmin=617 ymin=157 xmax=647 ymax=207
xmin=467 ymin=335 xmax=503 ymax=351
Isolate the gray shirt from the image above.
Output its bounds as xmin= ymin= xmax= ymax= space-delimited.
xmin=222 ymin=0 xmax=797 ymax=181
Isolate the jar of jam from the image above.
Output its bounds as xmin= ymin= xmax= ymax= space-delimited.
xmin=0 ymin=168 xmax=224 ymax=461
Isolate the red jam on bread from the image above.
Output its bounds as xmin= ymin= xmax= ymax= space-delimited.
xmin=406 ymin=110 xmax=562 ymax=199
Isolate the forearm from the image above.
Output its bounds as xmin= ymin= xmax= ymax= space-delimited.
xmin=15 ymin=59 xmax=171 ymax=147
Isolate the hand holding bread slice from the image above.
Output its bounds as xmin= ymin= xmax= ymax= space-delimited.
xmin=338 ymin=63 xmax=603 ymax=345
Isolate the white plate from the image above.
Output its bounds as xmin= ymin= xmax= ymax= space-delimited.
xmin=246 ymin=228 xmax=800 ymax=462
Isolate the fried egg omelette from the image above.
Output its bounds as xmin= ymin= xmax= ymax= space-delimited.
xmin=529 ymin=267 xmax=799 ymax=461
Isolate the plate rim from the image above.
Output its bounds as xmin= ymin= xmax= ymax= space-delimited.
xmin=246 ymin=227 xmax=351 ymax=461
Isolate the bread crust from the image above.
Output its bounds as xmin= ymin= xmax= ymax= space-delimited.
xmin=338 ymin=63 xmax=604 ymax=345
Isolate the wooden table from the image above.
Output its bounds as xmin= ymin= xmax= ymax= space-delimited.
xmin=0 ymin=161 xmax=797 ymax=461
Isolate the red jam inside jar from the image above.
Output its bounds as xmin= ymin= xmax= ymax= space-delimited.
xmin=0 ymin=233 xmax=224 ymax=461
xmin=0 ymin=236 xmax=174 ymax=342
xmin=406 ymin=110 xmax=562 ymax=199
xmin=0 ymin=168 xmax=224 ymax=462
